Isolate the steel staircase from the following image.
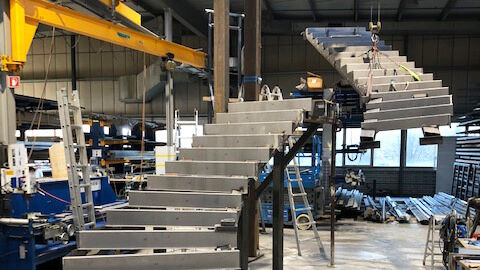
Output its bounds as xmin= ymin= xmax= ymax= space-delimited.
xmin=305 ymin=27 xmax=453 ymax=132
xmin=63 ymin=98 xmax=317 ymax=270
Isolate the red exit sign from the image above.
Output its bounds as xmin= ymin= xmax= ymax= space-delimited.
xmin=7 ymin=76 xmax=20 ymax=88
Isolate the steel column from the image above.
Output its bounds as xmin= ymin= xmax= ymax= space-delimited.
xmin=0 ymin=1 xmax=17 ymax=152
xmin=238 ymin=179 xmax=252 ymax=269
xmin=71 ymin=35 xmax=77 ymax=90
xmin=247 ymin=177 xmax=258 ymax=257
xmin=272 ymin=147 xmax=284 ymax=270
xmin=329 ymin=121 xmax=337 ymax=266
xmin=164 ymin=8 xmax=174 ymax=146
xmin=399 ymin=129 xmax=407 ymax=195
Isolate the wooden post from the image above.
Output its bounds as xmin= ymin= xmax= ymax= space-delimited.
xmin=213 ymin=0 xmax=229 ymax=116
xmin=244 ymin=0 xmax=261 ymax=101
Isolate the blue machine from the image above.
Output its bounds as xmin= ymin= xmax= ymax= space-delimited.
xmin=0 ymin=177 xmax=118 ymax=270
xmin=259 ymin=135 xmax=322 ymax=225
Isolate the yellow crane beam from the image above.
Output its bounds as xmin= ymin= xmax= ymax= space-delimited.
xmin=5 ymin=0 xmax=206 ymax=72
xmin=97 ymin=0 xmax=142 ymax=26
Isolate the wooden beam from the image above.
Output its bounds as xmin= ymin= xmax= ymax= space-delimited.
xmin=307 ymin=0 xmax=318 ymax=22
xmin=439 ymin=0 xmax=458 ymax=21
xmin=244 ymin=0 xmax=262 ymax=101
xmin=213 ymin=0 xmax=229 ymax=115
xmin=396 ymin=0 xmax=408 ymax=21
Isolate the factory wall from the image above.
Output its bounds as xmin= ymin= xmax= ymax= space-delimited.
xmin=16 ymin=32 xmax=480 ymax=117
xmin=15 ymin=35 xmax=210 ymax=120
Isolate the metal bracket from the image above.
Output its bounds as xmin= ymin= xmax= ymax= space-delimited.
xmin=420 ymin=136 xmax=443 ymax=145
xmin=0 ymin=55 xmax=22 ymax=73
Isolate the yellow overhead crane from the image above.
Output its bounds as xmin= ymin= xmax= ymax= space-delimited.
xmin=2 ymin=0 xmax=206 ymax=72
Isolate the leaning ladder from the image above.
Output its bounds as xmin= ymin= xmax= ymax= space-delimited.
xmin=57 ymin=88 xmax=96 ymax=231
xmin=423 ymin=215 xmax=444 ymax=269
xmin=286 ymin=136 xmax=326 ymax=257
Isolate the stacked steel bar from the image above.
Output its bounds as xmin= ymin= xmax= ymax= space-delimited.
xmin=335 ymin=189 xmax=471 ymax=225
xmin=452 ymin=108 xmax=480 ymax=200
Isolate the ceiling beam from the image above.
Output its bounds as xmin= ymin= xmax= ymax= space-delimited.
xmin=262 ymin=19 xmax=480 ymax=36
xmin=307 ymin=0 xmax=318 ymax=22
xmin=396 ymin=0 xmax=408 ymax=21
xmin=439 ymin=0 xmax=458 ymax=21
xmin=133 ymin=0 xmax=207 ymax=38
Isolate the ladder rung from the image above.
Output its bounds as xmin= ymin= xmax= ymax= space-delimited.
xmin=295 ymin=207 xmax=312 ymax=211
xmin=71 ymin=125 xmax=83 ymax=129
xmin=288 ymin=179 xmax=302 ymax=182
xmin=297 ymin=221 xmax=317 ymax=226
xmin=70 ymin=105 xmax=81 ymax=110
xmin=292 ymin=193 xmax=307 ymax=197
xmin=73 ymin=144 xmax=88 ymax=148
xmin=82 ymin=202 xmax=94 ymax=208
xmin=84 ymin=222 xmax=96 ymax=226
xmin=79 ymin=184 xmax=91 ymax=188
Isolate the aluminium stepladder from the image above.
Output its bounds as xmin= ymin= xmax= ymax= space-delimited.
xmin=423 ymin=215 xmax=445 ymax=269
xmin=286 ymin=136 xmax=326 ymax=257
xmin=57 ymin=88 xmax=95 ymax=231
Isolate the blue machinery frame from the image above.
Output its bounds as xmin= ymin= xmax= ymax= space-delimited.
xmin=0 ymin=177 xmax=117 ymax=270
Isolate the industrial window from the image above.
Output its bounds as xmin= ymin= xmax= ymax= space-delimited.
xmin=155 ymin=125 xmax=204 ymax=148
xmin=25 ymin=129 xmax=56 ymax=137
xmin=336 ymin=129 xmax=343 ymax=166
xmin=406 ymin=128 xmax=437 ymax=167
xmin=439 ymin=123 xmax=463 ymax=137
xmin=122 ymin=127 xmax=131 ymax=136
xmin=373 ymin=130 xmax=401 ymax=167
xmin=345 ymin=128 xmax=371 ymax=166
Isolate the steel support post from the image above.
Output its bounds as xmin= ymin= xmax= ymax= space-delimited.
xmin=322 ymin=89 xmax=334 ymax=215
xmin=399 ymin=129 xmax=407 ymax=195
xmin=272 ymin=147 xmax=284 ymax=270
xmin=329 ymin=121 xmax=337 ymax=267
xmin=236 ymin=16 xmax=243 ymax=95
xmin=71 ymin=35 xmax=77 ymax=90
xmin=247 ymin=177 xmax=259 ymax=257
xmin=164 ymin=8 xmax=174 ymax=146
xmin=207 ymin=12 xmax=214 ymax=123
xmin=239 ymin=178 xmax=254 ymax=269
xmin=0 ymin=1 xmax=17 ymax=155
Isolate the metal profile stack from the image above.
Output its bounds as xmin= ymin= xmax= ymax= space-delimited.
xmin=337 ymin=188 xmax=472 ymax=225
xmin=305 ymin=27 xmax=453 ymax=132
xmin=452 ymin=107 xmax=480 ymax=200
xmin=63 ymin=98 xmax=316 ymax=269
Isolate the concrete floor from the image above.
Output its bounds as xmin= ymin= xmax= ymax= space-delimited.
xmin=250 ymin=219 xmax=444 ymax=269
